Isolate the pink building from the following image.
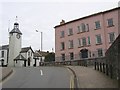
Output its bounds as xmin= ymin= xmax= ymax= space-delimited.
xmin=54 ymin=7 xmax=120 ymax=62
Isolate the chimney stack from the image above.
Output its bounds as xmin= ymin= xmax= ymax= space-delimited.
xmin=60 ymin=19 xmax=65 ymax=25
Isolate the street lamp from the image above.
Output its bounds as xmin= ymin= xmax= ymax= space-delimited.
xmin=36 ymin=30 xmax=43 ymax=52
xmin=36 ymin=30 xmax=43 ymax=65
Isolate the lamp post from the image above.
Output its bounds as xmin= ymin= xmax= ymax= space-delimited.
xmin=36 ymin=30 xmax=43 ymax=52
xmin=36 ymin=30 xmax=43 ymax=66
xmin=41 ymin=32 xmax=42 ymax=52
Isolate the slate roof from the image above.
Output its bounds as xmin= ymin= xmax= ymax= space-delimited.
xmin=14 ymin=54 xmax=27 ymax=61
xmin=9 ymin=22 xmax=22 ymax=34
xmin=20 ymin=47 xmax=34 ymax=53
xmin=54 ymin=7 xmax=120 ymax=28
xmin=34 ymin=52 xmax=42 ymax=57
xmin=36 ymin=50 xmax=49 ymax=56
xmin=10 ymin=28 xmax=22 ymax=34
xmin=0 ymin=45 xmax=9 ymax=50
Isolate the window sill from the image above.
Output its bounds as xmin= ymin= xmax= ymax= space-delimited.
xmin=78 ymin=45 xmax=91 ymax=48
xmin=78 ymin=46 xmax=84 ymax=48
xmin=68 ymin=34 xmax=73 ymax=36
xmin=77 ymin=32 xmax=81 ymax=34
xmin=96 ymin=43 xmax=102 ymax=45
xmin=87 ymin=44 xmax=91 ymax=47
xmin=77 ymin=31 xmax=85 ymax=34
xmin=60 ymin=49 xmax=65 ymax=51
xmin=68 ymin=47 xmax=74 ymax=49
xmin=77 ymin=31 xmax=89 ymax=34
xmin=60 ymin=36 xmax=65 ymax=38
xmin=107 ymin=25 xmax=114 ymax=28
xmin=94 ymin=28 xmax=101 ymax=30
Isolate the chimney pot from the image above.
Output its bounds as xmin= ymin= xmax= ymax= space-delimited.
xmin=60 ymin=20 xmax=65 ymax=25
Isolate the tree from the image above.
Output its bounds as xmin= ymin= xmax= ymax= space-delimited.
xmin=45 ymin=53 xmax=55 ymax=62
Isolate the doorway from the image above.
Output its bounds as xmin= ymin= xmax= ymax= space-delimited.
xmin=80 ymin=49 xmax=88 ymax=58
xmin=28 ymin=57 xmax=31 ymax=66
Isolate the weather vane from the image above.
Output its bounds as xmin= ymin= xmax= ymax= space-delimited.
xmin=15 ymin=16 xmax=18 ymax=22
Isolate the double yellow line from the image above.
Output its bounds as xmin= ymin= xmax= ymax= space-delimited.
xmin=70 ymin=76 xmax=74 ymax=89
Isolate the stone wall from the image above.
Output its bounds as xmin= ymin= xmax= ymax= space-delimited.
xmin=105 ymin=34 xmax=120 ymax=87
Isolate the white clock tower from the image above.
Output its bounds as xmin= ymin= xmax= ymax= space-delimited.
xmin=8 ymin=20 xmax=22 ymax=66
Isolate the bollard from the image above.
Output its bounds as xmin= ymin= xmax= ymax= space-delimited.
xmin=103 ymin=63 xmax=105 ymax=73
xmin=97 ymin=62 xmax=99 ymax=71
xmin=86 ymin=60 xmax=87 ymax=67
xmin=106 ymin=64 xmax=109 ymax=76
xmin=94 ymin=62 xmax=96 ymax=70
xmin=100 ymin=63 xmax=102 ymax=72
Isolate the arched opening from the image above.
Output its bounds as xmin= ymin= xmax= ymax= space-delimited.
xmin=28 ymin=57 xmax=31 ymax=66
xmin=80 ymin=49 xmax=88 ymax=59
xmin=1 ymin=59 xmax=4 ymax=67
xmin=24 ymin=60 xmax=26 ymax=67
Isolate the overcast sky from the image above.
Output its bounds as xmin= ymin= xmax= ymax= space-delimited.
xmin=0 ymin=0 xmax=120 ymax=52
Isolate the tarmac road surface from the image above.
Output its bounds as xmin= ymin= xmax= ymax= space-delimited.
xmin=2 ymin=66 xmax=74 ymax=88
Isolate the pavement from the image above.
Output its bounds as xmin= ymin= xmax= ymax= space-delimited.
xmin=0 ymin=67 xmax=13 ymax=82
xmin=67 ymin=66 xmax=118 ymax=88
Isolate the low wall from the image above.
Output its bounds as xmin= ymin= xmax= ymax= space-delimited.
xmin=0 ymin=67 xmax=13 ymax=82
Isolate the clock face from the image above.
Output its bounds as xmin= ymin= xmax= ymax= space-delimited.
xmin=16 ymin=34 xmax=21 ymax=39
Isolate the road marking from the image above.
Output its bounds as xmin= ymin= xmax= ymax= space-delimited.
xmin=70 ymin=76 xmax=74 ymax=89
xmin=76 ymin=77 xmax=80 ymax=88
xmin=40 ymin=70 xmax=43 ymax=76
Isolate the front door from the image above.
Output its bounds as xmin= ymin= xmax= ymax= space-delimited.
xmin=34 ymin=58 xmax=36 ymax=67
xmin=1 ymin=59 xmax=4 ymax=67
xmin=24 ymin=60 xmax=26 ymax=67
xmin=28 ymin=58 xmax=30 ymax=66
xmin=80 ymin=49 xmax=88 ymax=58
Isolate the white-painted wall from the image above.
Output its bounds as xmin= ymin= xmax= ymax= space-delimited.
xmin=15 ymin=61 xmax=24 ymax=67
xmin=27 ymin=49 xmax=34 ymax=66
xmin=41 ymin=56 xmax=45 ymax=62
xmin=21 ymin=49 xmax=34 ymax=66
xmin=8 ymin=33 xmax=22 ymax=66
xmin=36 ymin=59 xmax=40 ymax=66
xmin=0 ymin=50 xmax=8 ymax=66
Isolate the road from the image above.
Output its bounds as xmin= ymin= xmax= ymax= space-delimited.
xmin=2 ymin=66 xmax=74 ymax=88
